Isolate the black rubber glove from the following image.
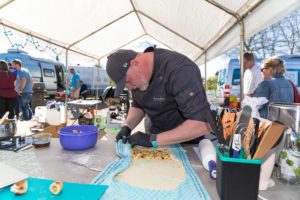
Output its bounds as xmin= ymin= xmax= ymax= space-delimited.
xmin=128 ymin=131 xmax=152 ymax=147
xmin=116 ymin=125 xmax=131 ymax=143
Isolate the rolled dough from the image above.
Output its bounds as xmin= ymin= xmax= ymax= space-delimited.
xmin=115 ymin=157 xmax=185 ymax=190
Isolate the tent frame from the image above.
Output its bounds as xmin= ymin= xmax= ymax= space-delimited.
xmin=0 ymin=0 xmax=284 ymax=124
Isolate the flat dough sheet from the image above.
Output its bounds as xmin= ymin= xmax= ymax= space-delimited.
xmin=115 ymin=157 xmax=185 ymax=190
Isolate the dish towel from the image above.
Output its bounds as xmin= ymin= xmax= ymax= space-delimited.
xmin=92 ymin=141 xmax=211 ymax=200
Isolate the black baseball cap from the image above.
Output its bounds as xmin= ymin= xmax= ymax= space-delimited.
xmin=106 ymin=49 xmax=137 ymax=97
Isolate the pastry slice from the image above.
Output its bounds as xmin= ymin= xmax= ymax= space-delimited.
xmin=50 ymin=181 xmax=63 ymax=195
xmin=10 ymin=180 xmax=28 ymax=195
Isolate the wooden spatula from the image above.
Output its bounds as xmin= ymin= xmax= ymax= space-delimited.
xmin=253 ymin=122 xmax=285 ymax=160
xmin=257 ymin=121 xmax=267 ymax=138
xmin=0 ymin=112 xmax=9 ymax=125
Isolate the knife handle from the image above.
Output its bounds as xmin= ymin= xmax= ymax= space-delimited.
xmin=232 ymin=150 xmax=239 ymax=158
xmin=208 ymin=160 xmax=217 ymax=179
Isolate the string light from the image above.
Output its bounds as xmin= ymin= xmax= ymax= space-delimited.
xmin=2 ymin=25 xmax=64 ymax=57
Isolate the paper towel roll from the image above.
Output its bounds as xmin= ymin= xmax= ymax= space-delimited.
xmin=259 ymin=153 xmax=276 ymax=190
xmin=199 ymin=139 xmax=217 ymax=171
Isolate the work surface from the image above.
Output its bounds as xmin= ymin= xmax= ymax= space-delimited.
xmin=0 ymin=134 xmax=299 ymax=200
xmin=67 ymin=100 xmax=101 ymax=107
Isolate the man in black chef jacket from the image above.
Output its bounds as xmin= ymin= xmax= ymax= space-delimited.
xmin=106 ymin=47 xmax=212 ymax=148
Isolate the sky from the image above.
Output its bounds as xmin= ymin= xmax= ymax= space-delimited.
xmin=198 ymin=55 xmax=226 ymax=77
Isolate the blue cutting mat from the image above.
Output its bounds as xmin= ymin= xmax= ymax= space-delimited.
xmin=0 ymin=177 xmax=108 ymax=200
xmin=92 ymin=141 xmax=211 ymax=200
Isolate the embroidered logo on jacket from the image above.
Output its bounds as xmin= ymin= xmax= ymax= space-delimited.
xmin=153 ymin=97 xmax=166 ymax=102
xmin=122 ymin=62 xmax=129 ymax=68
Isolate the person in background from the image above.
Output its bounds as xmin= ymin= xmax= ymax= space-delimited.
xmin=106 ymin=48 xmax=213 ymax=148
xmin=70 ymin=67 xmax=81 ymax=100
xmin=80 ymin=80 xmax=88 ymax=100
xmin=288 ymin=79 xmax=300 ymax=103
xmin=261 ymin=58 xmax=300 ymax=103
xmin=0 ymin=60 xmax=17 ymax=119
xmin=12 ymin=59 xmax=33 ymax=121
xmin=243 ymin=52 xmax=263 ymax=96
xmin=260 ymin=61 xmax=273 ymax=80
xmin=253 ymin=57 xmax=294 ymax=118
xmin=9 ymin=62 xmax=20 ymax=119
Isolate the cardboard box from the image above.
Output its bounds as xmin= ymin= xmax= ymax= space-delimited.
xmin=43 ymin=123 xmax=66 ymax=138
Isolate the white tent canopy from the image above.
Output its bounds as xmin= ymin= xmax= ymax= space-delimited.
xmin=1 ymin=0 xmax=299 ymax=64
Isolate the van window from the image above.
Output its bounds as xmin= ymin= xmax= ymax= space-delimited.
xmin=286 ymin=69 xmax=300 ymax=86
xmin=25 ymin=64 xmax=41 ymax=79
xmin=232 ymin=69 xmax=240 ymax=85
xmin=218 ymin=69 xmax=226 ymax=85
xmin=43 ymin=68 xmax=55 ymax=77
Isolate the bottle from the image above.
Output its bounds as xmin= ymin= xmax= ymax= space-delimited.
xmin=199 ymin=139 xmax=217 ymax=179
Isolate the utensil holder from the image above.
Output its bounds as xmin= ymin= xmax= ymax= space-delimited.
xmin=216 ymin=148 xmax=262 ymax=200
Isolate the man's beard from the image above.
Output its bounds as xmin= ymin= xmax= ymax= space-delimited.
xmin=139 ymin=76 xmax=149 ymax=91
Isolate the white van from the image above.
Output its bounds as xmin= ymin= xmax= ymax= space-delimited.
xmin=70 ymin=65 xmax=110 ymax=97
xmin=0 ymin=49 xmax=65 ymax=95
xmin=216 ymin=55 xmax=300 ymax=106
xmin=216 ymin=58 xmax=247 ymax=106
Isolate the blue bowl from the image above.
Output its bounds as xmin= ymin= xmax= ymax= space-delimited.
xmin=58 ymin=125 xmax=98 ymax=150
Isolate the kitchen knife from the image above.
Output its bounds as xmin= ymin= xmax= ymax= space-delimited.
xmin=206 ymin=109 xmax=225 ymax=145
xmin=249 ymin=118 xmax=260 ymax=158
xmin=232 ymin=106 xmax=252 ymax=158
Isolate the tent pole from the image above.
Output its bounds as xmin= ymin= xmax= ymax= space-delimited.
xmin=0 ymin=0 xmax=14 ymax=10
xmin=204 ymin=53 xmax=207 ymax=91
xmin=204 ymin=0 xmax=247 ymax=101
xmin=136 ymin=10 xmax=204 ymax=51
xmin=100 ymin=34 xmax=146 ymax=59
xmin=96 ymin=59 xmax=101 ymax=112
xmin=239 ymin=20 xmax=245 ymax=101
xmin=68 ymin=11 xmax=134 ymax=48
xmin=148 ymin=35 xmax=175 ymax=51
xmin=65 ymin=49 xmax=69 ymax=125
xmin=195 ymin=0 xmax=265 ymax=62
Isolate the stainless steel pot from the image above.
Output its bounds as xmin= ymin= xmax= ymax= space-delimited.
xmin=268 ymin=103 xmax=300 ymax=132
xmin=268 ymin=103 xmax=300 ymax=184
xmin=268 ymin=103 xmax=300 ymax=152
xmin=0 ymin=119 xmax=16 ymax=141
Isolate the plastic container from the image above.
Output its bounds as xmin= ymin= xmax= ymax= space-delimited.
xmin=0 ymin=119 xmax=16 ymax=140
xmin=35 ymin=106 xmax=47 ymax=123
xmin=259 ymin=153 xmax=276 ymax=190
xmin=46 ymin=109 xmax=61 ymax=125
xmin=59 ymin=105 xmax=66 ymax=124
xmin=58 ymin=125 xmax=98 ymax=150
xmin=278 ymin=149 xmax=300 ymax=184
xmin=32 ymin=133 xmax=51 ymax=148
xmin=199 ymin=139 xmax=217 ymax=179
xmin=216 ymin=148 xmax=262 ymax=200
xmin=42 ymin=102 xmax=66 ymax=126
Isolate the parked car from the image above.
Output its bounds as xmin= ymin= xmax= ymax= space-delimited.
xmin=0 ymin=49 xmax=65 ymax=95
xmin=216 ymin=55 xmax=300 ymax=106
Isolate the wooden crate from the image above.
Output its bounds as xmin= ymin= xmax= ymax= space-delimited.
xmin=43 ymin=123 xmax=66 ymax=138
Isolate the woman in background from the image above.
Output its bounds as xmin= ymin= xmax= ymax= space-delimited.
xmin=253 ymin=57 xmax=293 ymax=118
xmin=0 ymin=60 xmax=17 ymax=119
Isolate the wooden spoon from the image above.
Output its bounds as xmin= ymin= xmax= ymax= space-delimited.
xmin=0 ymin=112 xmax=9 ymax=125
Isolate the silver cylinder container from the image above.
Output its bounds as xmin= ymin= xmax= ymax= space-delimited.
xmin=0 ymin=119 xmax=16 ymax=141
xmin=268 ymin=103 xmax=300 ymax=184
xmin=268 ymin=103 xmax=300 ymax=152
